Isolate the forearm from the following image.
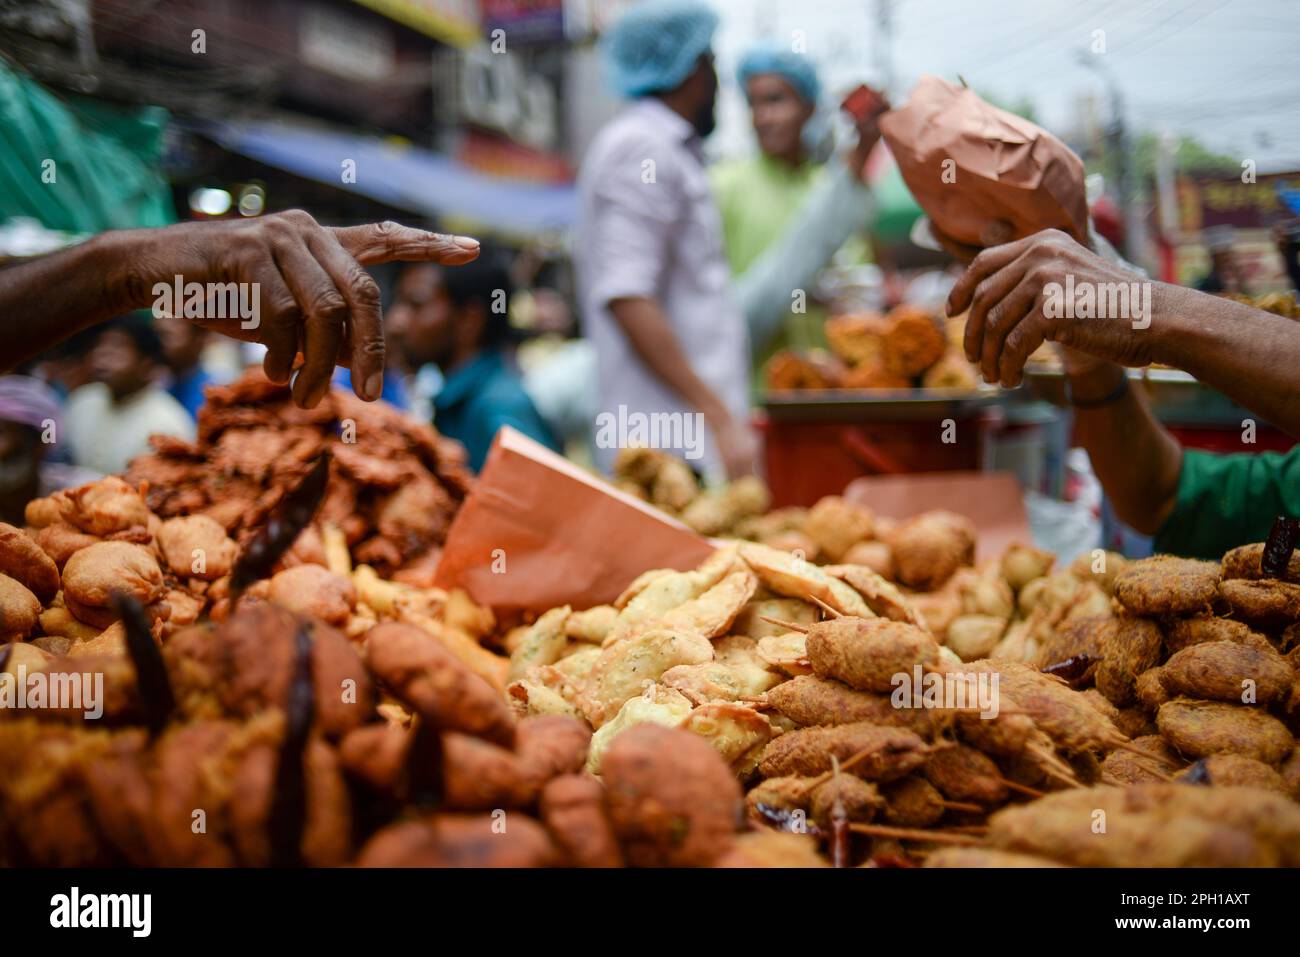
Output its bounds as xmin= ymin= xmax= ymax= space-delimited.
xmin=1154 ymin=283 xmax=1300 ymax=437
xmin=1069 ymin=363 xmax=1184 ymax=535
xmin=608 ymin=297 xmax=729 ymax=421
xmin=735 ymin=165 xmax=873 ymax=354
xmin=1 ymin=227 xmax=185 ymax=368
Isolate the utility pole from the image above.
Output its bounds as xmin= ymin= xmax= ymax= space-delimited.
xmin=873 ymin=0 xmax=895 ymax=97
xmin=1077 ymin=51 xmax=1136 ymax=261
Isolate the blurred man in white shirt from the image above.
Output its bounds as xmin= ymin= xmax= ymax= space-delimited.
xmin=575 ymin=0 xmax=755 ymax=479
xmin=64 ymin=314 xmax=194 ymax=474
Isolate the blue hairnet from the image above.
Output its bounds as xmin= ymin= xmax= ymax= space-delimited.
xmin=736 ymin=41 xmax=821 ymax=105
xmin=602 ymin=0 xmax=719 ymax=99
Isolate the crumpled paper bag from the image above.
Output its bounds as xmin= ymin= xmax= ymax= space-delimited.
xmin=880 ymin=75 xmax=1089 ymax=250
xmin=433 ymin=427 xmax=715 ymax=613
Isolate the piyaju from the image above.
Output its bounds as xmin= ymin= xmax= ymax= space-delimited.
xmin=890 ymin=665 xmax=1000 ymax=719
xmin=0 ymin=665 xmax=103 ymax=719
xmin=49 ymin=887 xmax=151 ymax=937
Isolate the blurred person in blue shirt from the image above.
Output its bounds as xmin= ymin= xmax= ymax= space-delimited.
xmin=386 ymin=252 xmax=559 ymax=471
xmin=156 ymin=313 xmax=219 ymax=419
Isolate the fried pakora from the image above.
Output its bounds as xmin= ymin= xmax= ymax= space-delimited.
xmin=884 ymin=510 xmax=975 ymax=591
xmin=1113 ymin=556 xmax=1219 ymax=616
xmin=0 ymin=523 xmax=59 ymax=604
xmin=156 ymin=515 xmax=238 ymax=581
xmin=61 ymin=541 xmax=165 ymax=627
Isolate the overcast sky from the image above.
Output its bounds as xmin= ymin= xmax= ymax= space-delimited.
xmin=706 ymin=0 xmax=1300 ymax=172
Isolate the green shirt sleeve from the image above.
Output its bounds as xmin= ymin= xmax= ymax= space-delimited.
xmin=1153 ymin=446 xmax=1300 ymax=559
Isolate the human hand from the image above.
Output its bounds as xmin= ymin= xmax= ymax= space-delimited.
xmin=946 ymin=228 xmax=1158 ymax=388
xmin=154 ymin=211 xmax=479 ymax=407
xmin=710 ymin=412 xmax=760 ymax=480
xmin=845 ymin=86 xmax=890 ymax=182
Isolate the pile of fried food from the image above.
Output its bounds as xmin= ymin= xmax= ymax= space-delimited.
xmin=766 ymin=305 xmax=980 ymax=393
xmin=5 ymin=468 xmax=1299 ymax=866
xmin=124 ymin=369 xmax=473 ymax=580
xmin=502 ymin=532 xmax=1300 ymax=867
xmin=0 ymin=474 xmax=503 ymax=688
xmin=610 ymin=446 xmax=772 ymax=537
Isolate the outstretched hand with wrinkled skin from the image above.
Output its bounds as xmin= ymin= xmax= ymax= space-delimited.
xmin=2 ymin=211 xmax=480 ymax=408
xmin=946 ymin=228 xmax=1157 ymax=387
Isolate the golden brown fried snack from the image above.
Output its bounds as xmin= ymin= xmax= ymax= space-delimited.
xmin=802 ymin=496 xmax=875 ymax=563
xmin=1113 ymin=556 xmax=1219 ymax=616
xmin=1281 ymin=748 xmax=1300 ymax=801
xmin=1157 ymin=698 xmax=1293 ymax=764
xmin=55 ymin=476 xmax=151 ymax=536
xmin=601 ymin=724 xmax=741 ymax=867
xmin=1095 ymin=616 xmax=1164 ymax=708
xmin=714 ymin=830 xmax=827 ymax=868
xmin=825 ymin=312 xmax=888 ymax=365
xmin=765 ymin=350 xmax=845 ymax=391
xmin=62 ymin=541 xmax=165 ymax=620
xmin=925 ymin=848 xmax=1066 ymax=868
xmin=1158 ymin=640 xmax=1293 ymax=706
xmin=881 ymin=776 xmax=946 ymax=827
xmin=0 ymin=523 xmax=59 ymax=604
xmin=1221 ymin=542 xmax=1300 ymax=584
xmin=34 ymin=522 xmax=100 ymax=569
xmin=992 ymin=801 xmax=1273 ymax=867
xmin=923 ymin=743 xmax=1008 ymax=806
xmin=364 ymin=621 xmax=515 ymax=747
xmin=266 ymin=564 xmax=356 ymax=626
xmin=882 ymin=304 xmax=947 ymax=377
xmin=1134 ymin=666 xmax=1171 ymax=711
xmin=156 ymin=515 xmax=238 ymax=581
xmin=1099 ymin=734 xmax=1182 ymax=786
xmin=921 ymin=350 xmax=980 ymax=390
xmin=884 ymin=510 xmax=975 ymax=591
xmin=1218 ymin=579 xmax=1300 ymax=630
xmin=840 ymin=361 xmax=912 ymax=390
xmin=1164 ymin=616 xmax=1273 ymax=654
xmin=764 ymin=674 xmax=946 ymax=737
xmin=806 ymin=616 xmax=940 ymax=694
xmin=1035 ymin=615 xmax=1106 ymax=674
xmin=357 ymin=814 xmax=559 ymax=867
xmin=166 ymin=605 xmax=373 ymax=739
xmin=809 ymin=774 xmax=884 ymax=826
xmin=757 ymin=722 xmax=929 ymax=781
xmin=1178 ymin=754 xmax=1289 ymax=793
xmin=992 ymin=783 xmax=1300 ymax=866
xmin=841 ymin=540 xmax=893 ymax=578
xmin=0 ymin=573 xmax=41 ymax=641
xmin=539 ymin=774 xmax=624 ymax=868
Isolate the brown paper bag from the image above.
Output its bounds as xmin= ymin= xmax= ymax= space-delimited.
xmin=880 ymin=75 xmax=1089 ymax=250
xmin=433 ymin=427 xmax=715 ymax=613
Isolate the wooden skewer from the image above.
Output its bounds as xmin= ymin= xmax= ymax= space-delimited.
xmin=807 ymin=595 xmax=844 ymax=618
xmin=942 ymin=824 xmax=991 ymax=835
xmin=1024 ymin=741 xmax=1081 ymax=787
xmin=938 ymin=800 xmax=985 ymax=814
xmin=793 ymin=743 xmax=881 ymax=795
xmin=992 ymin=775 xmax=1046 ymax=799
xmin=759 ymin=615 xmax=810 ymax=633
xmin=847 ymin=823 xmax=982 ymax=846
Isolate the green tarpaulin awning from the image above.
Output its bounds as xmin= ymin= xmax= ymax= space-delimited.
xmin=0 ymin=60 xmax=174 ymax=233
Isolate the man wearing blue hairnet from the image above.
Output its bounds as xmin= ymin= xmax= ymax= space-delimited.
xmin=575 ymin=1 xmax=757 ymax=479
xmin=712 ymin=42 xmax=885 ymax=378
